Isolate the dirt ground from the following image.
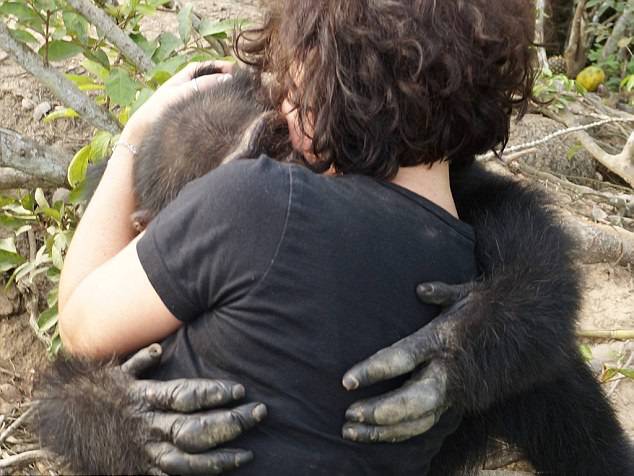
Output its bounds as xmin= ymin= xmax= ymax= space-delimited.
xmin=1 ymin=1 xmax=633 ymax=474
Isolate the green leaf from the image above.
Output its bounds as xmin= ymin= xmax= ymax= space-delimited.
xmin=601 ymin=367 xmax=619 ymax=383
xmin=152 ymin=32 xmax=182 ymax=62
xmin=49 ymin=333 xmax=62 ymax=356
xmin=37 ymin=306 xmax=58 ymax=333
xmin=0 ymin=2 xmax=41 ymax=24
xmin=0 ymin=249 xmax=26 ymax=273
xmin=34 ymin=188 xmax=50 ymax=209
xmin=8 ymin=28 xmax=39 ymax=45
xmin=82 ymin=50 xmax=110 ymax=74
xmin=62 ymin=11 xmax=88 ymax=44
xmin=617 ymin=368 xmax=634 ymax=380
xmin=131 ymin=87 xmax=154 ymax=113
xmin=105 ymin=68 xmax=140 ymax=107
xmin=40 ymin=40 xmax=83 ymax=62
xmin=579 ymin=344 xmax=593 ymax=361
xmin=68 ymin=144 xmax=91 ymax=188
xmin=0 ymin=237 xmax=18 ymax=254
xmin=130 ymin=32 xmax=158 ymax=58
xmin=81 ymin=58 xmax=110 ymax=81
xmin=43 ymin=107 xmax=79 ymax=123
xmin=197 ymin=18 xmax=248 ymax=37
xmin=89 ymin=131 xmax=113 ymax=163
xmin=178 ymin=3 xmax=193 ymax=44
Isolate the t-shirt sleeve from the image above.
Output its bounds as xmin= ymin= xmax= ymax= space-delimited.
xmin=136 ymin=157 xmax=291 ymax=322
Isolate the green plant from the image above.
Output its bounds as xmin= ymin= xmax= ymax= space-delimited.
xmin=533 ymin=71 xmax=585 ymax=112
xmin=0 ymin=0 xmax=237 ymax=354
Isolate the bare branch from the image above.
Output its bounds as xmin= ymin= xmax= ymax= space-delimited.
xmin=561 ymin=212 xmax=634 ymax=266
xmin=0 ymin=128 xmax=71 ymax=186
xmin=601 ymin=0 xmax=634 ymax=61
xmin=577 ymin=329 xmax=634 ymax=340
xmin=0 ymin=408 xmax=34 ymax=445
xmin=65 ymin=0 xmax=154 ymax=73
xmin=0 ymin=449 xmax=55 ymax=469
xmin=0 ymin=22 xmax=120 ymax=134
xmin=0 ymin=168 xmax=38 ymax=189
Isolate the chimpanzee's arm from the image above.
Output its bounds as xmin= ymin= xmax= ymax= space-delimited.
xmin=342 ymin=163 xmax=582 ymax=439
xmin=35 ymin=344 xmax=266 ymax=475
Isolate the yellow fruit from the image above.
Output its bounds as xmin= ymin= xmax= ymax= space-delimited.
xmin=576 ymin=66 xmax=606 ymax=92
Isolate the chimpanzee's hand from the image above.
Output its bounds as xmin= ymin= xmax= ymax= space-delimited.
xmin=121 ymin=344 xmax=267 ymax=475
xmin=341 ymin=282 xmax=471 ymax=443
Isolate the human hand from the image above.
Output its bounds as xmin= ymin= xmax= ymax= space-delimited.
xmin=341 ymin=282 xmax=472 ymax=443
xmin=123 ymin=344 xmax=266 ymax=475
xmin=121 ymin=60 xmax=235 ymax=148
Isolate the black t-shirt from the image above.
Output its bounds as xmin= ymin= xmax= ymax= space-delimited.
xmin=137 ymin=157 xmax=477 ymax=476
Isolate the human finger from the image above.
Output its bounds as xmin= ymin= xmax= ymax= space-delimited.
xmin=121 ymin=343 xmax=162 ymax=377
xmin=416 ymin=282 xmax=471 ymax=307
xmin=130 ymin=379 xmax=246 ymax=412
xmin=147 ymin=403 xmax=268 ymax=453
xmin=344 ymin=374 xmax=445 ymax=426
xmin=342 ymin=414 xmax=439 ymax=443
xmin=146 ymin=442 xmax=253 ymax=475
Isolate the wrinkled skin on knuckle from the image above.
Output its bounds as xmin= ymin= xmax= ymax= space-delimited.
xmin=367 ymin=347 xmax=417 ymax=381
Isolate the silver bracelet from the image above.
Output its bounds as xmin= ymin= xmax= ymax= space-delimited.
xmin=113 ymin=141 xmax=138 ymax=156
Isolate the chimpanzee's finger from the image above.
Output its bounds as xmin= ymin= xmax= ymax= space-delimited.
xmin=344 ymin=362 xmax=447 ymax=425
xmin=342 ymin=413 xmax=440 ymax=443
xmin=416 ymin=282 xmax=471 ymax=307
xmin=342 ymin=326 xmax=439 ymax=390
xmin=147 ymin=403 xmax=268 ymax=453
xmin=147 ymin=466 xmax=169 ymax=476
xmin=164 ymin=61 xmax=235 ymax=87
xmin=146 ymin=442 xmax=253 ymax=476
xmin=121 ymin=343 xmax=162 ymax=377
xmin=130 ymin=379 xmax=246 ymax=412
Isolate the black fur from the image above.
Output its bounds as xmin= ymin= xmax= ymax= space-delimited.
xmin=39 ymin=72 xmax=633 ymax=474
xmin=35 ymin=359 xmax=153 ymax=475
xmin=427 ymin=165 xmax=634 ymax=476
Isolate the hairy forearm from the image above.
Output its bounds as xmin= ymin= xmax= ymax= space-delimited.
xmin=59 ymin=130 xmax=142 ymax=311
xmin=448 ymin=166 xmax=581 ymax=410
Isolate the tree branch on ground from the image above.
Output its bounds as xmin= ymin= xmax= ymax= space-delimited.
xmin=0 ymin=168 xmax=39 ymax=190
xmin=545 ymin=110 xmax=634 ymax=187
xmin=577 ymin=329 xmax=634 ymax=340
xmin=0 ymin=450 xmax=55 ymax=469
xmin=0 ymin=22 xmax=121 ymax=135
xmin=0 ymin=128 xmax=71 ymax=186
xmin=65 ymin=0 xmax=154 ymax=73
xmin=600 ymin=0 xmax=634 ymax=62
xmin=561 ymin=211 xmax=634 ymax=266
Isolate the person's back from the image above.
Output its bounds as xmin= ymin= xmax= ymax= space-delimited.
xmin=141 ymin=157 xmax=477 ymax=475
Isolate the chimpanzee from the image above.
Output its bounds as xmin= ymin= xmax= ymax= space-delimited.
xmin=36 ymin=66 xmax=634 ymax=476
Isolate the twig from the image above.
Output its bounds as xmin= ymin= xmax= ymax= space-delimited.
xmin=607 ymin=352 xmax=634 ymax=397
xmin=0 ymin=367 xmax=21 ymax=380
xmin=0 ymin=168 xmax=38 ymax=190
xmin=542 ymin=110 xmax=634 ymax=187
xmin=0 ymin=22 xmax=120 ymax=134
xmin=478 ymin=471 xmax=534 ymax=476
xmin=577 ymin=329 xmax=634 ymax=340
xmin=0 ymin=449 xmax=55 ymax=469
xmin=65 ymin=0 xmax=154 ymax=73
xmin=508 ymin=160 xmax=633 ymax=216
xmin=0 ymin=408 xmax=34 ymax=445
xmin=479 ymin=117 xmax=634 ymax=162
xmin=0 ymin=128 xmax=71 ymax=186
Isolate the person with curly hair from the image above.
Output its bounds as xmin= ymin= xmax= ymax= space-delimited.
xmin=51 ymin=1 xmax=633 ymax=475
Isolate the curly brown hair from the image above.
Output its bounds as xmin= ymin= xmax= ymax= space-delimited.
xmin=237 ymin=0 xmax=537 ymax=179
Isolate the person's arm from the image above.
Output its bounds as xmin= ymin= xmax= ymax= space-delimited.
xmin=59 ymin=61 xmax=234 ymax=357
